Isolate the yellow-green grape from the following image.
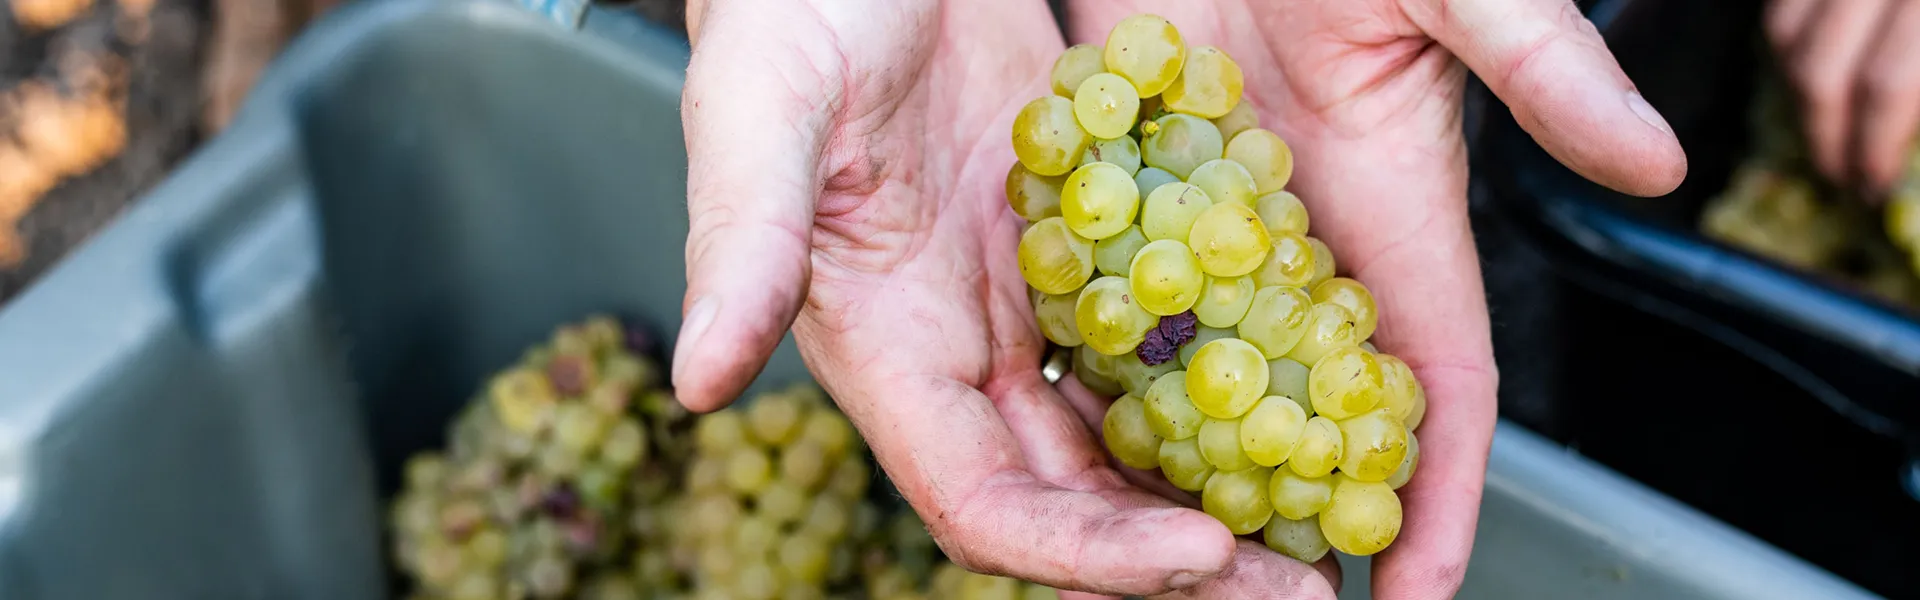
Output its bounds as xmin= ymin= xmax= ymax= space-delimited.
xmin=489 ymin=368 xmax=557 ymax=436
xmin=778 ymin=535 xmax=831 ymax=585
xmin=748 ymin=393 xmax=805 ymax=446
xmin=1188 ymin=159 xmax=1258 ymax=209
xmin=1189 ymin=203 xmax=1271 ymax=277
xmin=1285 ymin=303 xmax=1359 ymax=368
xmin=758 ymin=480 xmax=810 ymax=525
xmin=1134 ymin=166 xmax=1181 ymax=202
xmin=1203 ymin=466 xmax=1275 ymax=535
xmin=1051 ymin=44 xmax=1106 ymax=98
xmin=1094 ymin=224 xmax=1151 ymax=277
xmin=1186 ymin=338 xmax=1270 ymax=419
xmin=1102 ymin=13 xmax=1186 ymax=97
xmin=1255 ymin=191 xmax=1309 ymax=237
xmin=1269 ymin=469 xmax=1333 ymax=520
xmin=1240 ymin=395 xmax=1308 ymax=467
xmin=1141 ymin=114 xmax=1225 ymax=179
xmin=1162 ymin=46 xmax=1244 ymax=119
xmin=1287 ymin=417 xmax=1343 ymax=477
xmin=1197 ymin=417 xmax=1257 ymax=471
xmin=798 ymin=409 xmax=854 ymax=461
xmin=734 ymin=515 xmax=782 ymax=556
xmin=1013 ymin=96 xmax=1092 ymax=176
xmin=1075 ymin=276 xmax=1161 ymax=355
xmin=1375 ymin=353 xmax=1420 ymax=424
xmin=1311 ymin=277 xmax=1379 ymax=341
xmin=1210 ymin=99 xmax=1259 ymax=144
xmin=1178 ymin=325 xmax=1237 ymax=367
xmin=1103 ymin=394 xmax=1165 ymax=469
xmin=1237 ymin=286 xmax=1311 ymax=359
xmin=1018 ymin=217 xmax=1095 ymax=295
xmin=827 ymin=457 xmax=870 ymax=499
xmin=1129 ymin=240 xmax=1206 ymax=315
xmin=1321 ymin=476 xmax=1402 ymax=556
xmin=1034 ymin=288 xmax=1084 ymax=347
xmin=600 ymin=417 xmax=646 ymax=468
xmin=800 ymin=495 xmax=851 ymax=539
xmin=1251 ymin=233 xmax=1315 ymax=289
xmin=1267 ymin=357 xmax=1311 ymax=413
xmin=1361 ymin=340 xmax=1378 ymax=353
xmin=1006 ymin=161 xmax=1066 ymax=222
xmin=1074 ymin=345 xmax=1127 ymax=396
xmin=1144 ymin=371 xmax=1204 ymax=440
xmin=1406 ymin=375 xmax=1427 ymax=431
xmin=1308 ymin=346 xmax=1385 ymax=420
xmin=1264 ymin=515 xmax=1332 ymax=563
xmin=1074 ymin=73 xmax=1143 ymax=139
xmin=726 ymin=446 xmax=775 ymax=494
xmin=1116 ymin=350 xmax=1181 ymax=396
xmin=1081 ymin=135 xmax=1143 ymax=176
xmin=1306 ymin=236 xmax=1337 ymax=289
xmin=554 ymin=402 xmax=614 ymax=452
xmin=1141 ymin=182 xmax=1214 ymax=243
xmin=1192 ymin=275 xmax=1255 ymax=328
xmin=779 ymin=440 xmax=831 ymax=489
xmin=1386 ymin=432 xmax=1419 ymax=490
xmin=736 ymin=560 xmax=783 ymax=600
xmin=1157 ymin=436 xmax=1216 ymax=492
xmin=1062 ymin=162 xmax=1142 ymax=240
xmin=696 ymin=409 xmax=749 ymax=452
xmin=1225 ymin=128 xmax=1295 ymax=194
xmin=1335 ymin=408 xmax=1408 ymax=482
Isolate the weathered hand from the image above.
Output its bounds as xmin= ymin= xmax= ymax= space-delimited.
xmin=1767 ymin=0 xmax=1920 ymax=198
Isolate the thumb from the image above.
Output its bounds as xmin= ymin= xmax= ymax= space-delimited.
xmin=675 ymin=0 xmax=836 ymax=412
xmin=1415 ymin=0 xmax=1688 ymax=197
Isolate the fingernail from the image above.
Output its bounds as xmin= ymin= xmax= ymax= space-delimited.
xmin=672 ymin=296 xmax=718 ymax=388
xmin=1626 ymin=91 xmax=1673 ymax=136
xmin=1166 ymin=569 xmax=1215 ymax=589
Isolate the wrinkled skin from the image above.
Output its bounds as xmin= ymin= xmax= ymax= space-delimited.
xmin=1766 ymin=0 xmax=1920 ymax=199
xmin=674 ymin=0 xmax=1685 ymax=598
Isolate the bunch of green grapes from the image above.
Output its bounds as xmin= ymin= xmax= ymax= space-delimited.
xmin=390 ymin=316 xmax=690 ymax=600
xmin=1012 ymin=14 xmax=1425 ymax=562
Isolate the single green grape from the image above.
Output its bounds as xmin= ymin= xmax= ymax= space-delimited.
xmin=1192 ymin=275 xmax=1255 ymax=328
xmin=1062 ymin=162 xmax=1142 ymax=240
xmin=1202 ymin=466 xmax=1275 ymax=535
xmin=779 ymin=439 xmax=831 ymax=489
xmin=1311 ymin=277 xmax=1379 ymax=341
xmin=1321 ymin=476 xmax=1402 ymax=556
xmin=777 ymin=535 xmax=832 ymax=585
xmin=757 ymin=480 xmax=810 ymax=525
xmin=1374 ymin=353 xmax=1418 ymax=423
xmin=1308 ymin=346 xmax=1385 ymax=420
xmin=1006 ymin=161 xmax=1066 ymax=222
xmin=1210 ymin=99 xmax=1260 ymax=144
xmin=1197 ymin=417 xmax=1257 ymax=471
xmin=800 ymin=494 xmax=852 ymax=539
xmin=1255 ymin=191 xmax=1309 ymax=237
xmin=1104 ymin=394 xmax=1165 ymax=470
xmin=1074 ymin=345 xmax=1127 ymax=396
xmin=1080 ymin=135 xmax=1143 ymax=176
xmin=1269 ymin=469 xmax=1334 ymax=519
xmin=798 ymin=409 xmax=855 ymax=461
xmin=1012 ymin=96 xmax=1092 ymax=176
xmin=1116 ymin=350 xmax=1181 ymax=396
xmin=1162 ymin=46 xmax=1244 ymax=119
xmin=1094 ymin=224 xmax=1151 ymax=276
xmin=1336 ymin=407 xmax=1408 ymax=482
xmin=1188 ymin=203 xmax=1271 ymax=277
xmin=1386 ymin=432 xmax=1419 ymax=490
xmin=1140 ymin=182 xmax=1214 ymax=243
xmin=1186 ymin=338 xmax=1270 ymax=419
xmin=1238 ymin=286 xmax=1311 ymax=359
xmin=1034 ymin=288 xmax=1085 ymax=347
xmin=1306 ymin=236 xmax=1337 ymax=289
xmin=696 ymin=409 xmax=749 ymax=452
xmin=1187 ymin=158 xmax=1258 ymax=209
xmin=1267 ymin=357 xmax=1311 ymax=412
xmin=734 ymin=560 xmax=783 ymax=600
xmin=827 ymin=457 xmax=871 ymax=500
xmin=726 ymin=446 xmax=775 ymax=494
xmin=1240 ymin=395 xmax=1308 ymax=467
xmin=1133 ymin=167 xmax=1181 ymax=202
xmin=1225 ymin=128 xmax=1295 ymax=194
xmin=1075 ymin=276 xmax=1160 ymax=355
xmin=1287 ymin=416 xmax=1343 ymax=478
xmin=1144 ymin=371 xmax=1204 ymax=440
xmin=1264 ymin=515 xmax=1332 ymax=563
xmin=1251 ymin=233 xmax=1315 ymax=289
xmin=600 ymin=417 xmax=647 ymax=468
xmin=748 ymin=393 xmax=805 ymax=445
xmin=1103 ymin=14 xmax=1186 ymax=97
xmin=1129 ymin=240 xmax=1206 ymax=315
xmin=1141 ymin=114 xmax=1225 ymax=179
xmin=1157 ymin=436 xmax=1216 ymax=492
xmin=1050 ymin=44 xmax=1106 ymax=98
xmin=553 ymin=402 xmax=614 ymax=452
xmin=1178 ymin=325 xmax=1237 ymax=367
xmin=1074 ymin=73 xmax=1143 ymax=139
xmin=1017 ymin=217 xmax=1095 ymax=295
xmin=1284 ymin=303 xmax=1359 ymax=368
xmin=734 ymin=515 xmax=782 ymax=556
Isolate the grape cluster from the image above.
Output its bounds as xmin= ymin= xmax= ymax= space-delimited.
xmin=1011 ymin=14 xmax=1424 ymax=561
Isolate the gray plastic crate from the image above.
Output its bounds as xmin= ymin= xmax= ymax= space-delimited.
xmin=0 ymin=0 xmax=1880 ymax=598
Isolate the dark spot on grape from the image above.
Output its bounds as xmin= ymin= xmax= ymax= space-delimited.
xmin=1121 ymin=294 xmax=1131 ymax=303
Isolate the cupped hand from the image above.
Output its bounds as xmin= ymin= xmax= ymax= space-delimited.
xmin=1063 ymin=1 xmax=1687 ymax=598
xmin=1767 ymin=0 xmax=1920 ymax=198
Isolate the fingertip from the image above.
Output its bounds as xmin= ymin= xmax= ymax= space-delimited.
xmin=1099 ymin=506 xmax=1237 ymax=584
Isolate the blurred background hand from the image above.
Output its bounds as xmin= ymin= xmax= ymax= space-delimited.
xmin=1767 ymin=0 xmax=1920 ymax=198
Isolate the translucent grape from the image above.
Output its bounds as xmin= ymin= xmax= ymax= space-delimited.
xmin=1240 ymin=395 xmax=1307 ymax=467
xmin=1094 ymin=225 xmax=1151 ymax=277
xmin=1178 ymin=325 xmax=1236 ymax=367
xmin=1017 ymin=217 xmax=1095 ymax=295
xmin=1336 ymin=408 xmax=1408 ymax=482
xmin=1202 ymin=466 xmax=1274 ymax=535
xmin=1033 ymin=288 xmax=1084 ymax=347
xmin=1062 ymin=162 xmax=1142 ymax=240
xmin=1006 ymin=161 xmax=1066 ymax=222
xmin=1103 ymin=14 xmax=1186 ymax=97
xmin=1116 ymin=350 xmax=1181 ymax=396
xmin=696 ymin=410 xmax=749 ymax=452
xmin=1192 ymin=275 xmax=1255 ymax=328
xmin=1287 ymin=417 xmax=1343 ymax=478
xmin=1157 ymin=437 xmax=1215 ymax=492
xmin=1050 ymin=44 xmax=1106 ymax=98
xmin=1321 ymin=476 xmax=1402 ymax=556
xmin=757 ymin=480 xmax=809 ymax=525
xmin=1251 ymin=233 xmax=1315 ymax=289
xmin=1162 ymin=46 xmax=1244 ymax=119
xmin=1144 ymin=371 xmax=1203 ymax=440
xmin=726 ymin=446 xmax=775 ymax=494
xmin=1075 ymin=276 xmax=1160 ymax=355
xmin=1080 ymin=135 xmax=1143 ymax=176
xmin=1104 ymin=394 xmax=1164 ymax=469
xmin=779 ymin=440 xmax=831 ymax=489
xmin=1129 ymin=240 xmax=1206 ymax=315
xmin=1186 ymin=338 xmax=1269 ymax=419
xmin=1140 ymin=182 xmax=1214 ymax=243
xmin=1197 ymin=417 xmax=1257 ymax=471
xmin=1133 ymin=166 xmax=1181 ymax=202
xmin=778 ymin=535 xmax=831 ymax=585
xmin=1376 ymin=353 xmax=1419 ymax=422
xmin=1306 ymin=236 xmax=1336 ymax=288
xmin=1210 ymin=99 xmax=1259 ymax=144
xmin=1307 ymin=346 xmax=1385 ymax=420
xmin=1386 ymin=432 xmax=1419 ymax=490
xmin=1187 ymin=159 xmax=1258 ymax=209
xmin=1264 ymin=515 xmax=1332 ymax=563
xmin=1255 ymin=191 xmax=1309 ymax=237
xmin=1237 ymin=286 xmax=1311 ymax=359
xmin=748 ymin=393 xmax=805 ymax=445
xmin=1074 ymin=345 xmax=1127 ymax=396
xmin=1269 ymin=469 xmax=1333 ymax=520
xmin=1188 ymin=203 xmax=1271 ymax=277
xmin=1074 ymin=73 xmax=1143 ymax=139
xmin=1406 ymin=377 xmax=1427 ymax=431
xmin=1311 ymin=277 xmax=1379 ymax=341
xmin=1012 ymin=96 xmax=1092 ymax=176
xmin=1225 ymin=128 xmax=1295 ymax=194
xmin=1141 ymin=114 xmax=1225 ymax=179
xmin=1284 ymin=303 xmax=1359 ymax=368
xmin=1267 ymin=357 xmax=1313 ymax=415
xmin=799 ymin=409 xmax=855 ymax=461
